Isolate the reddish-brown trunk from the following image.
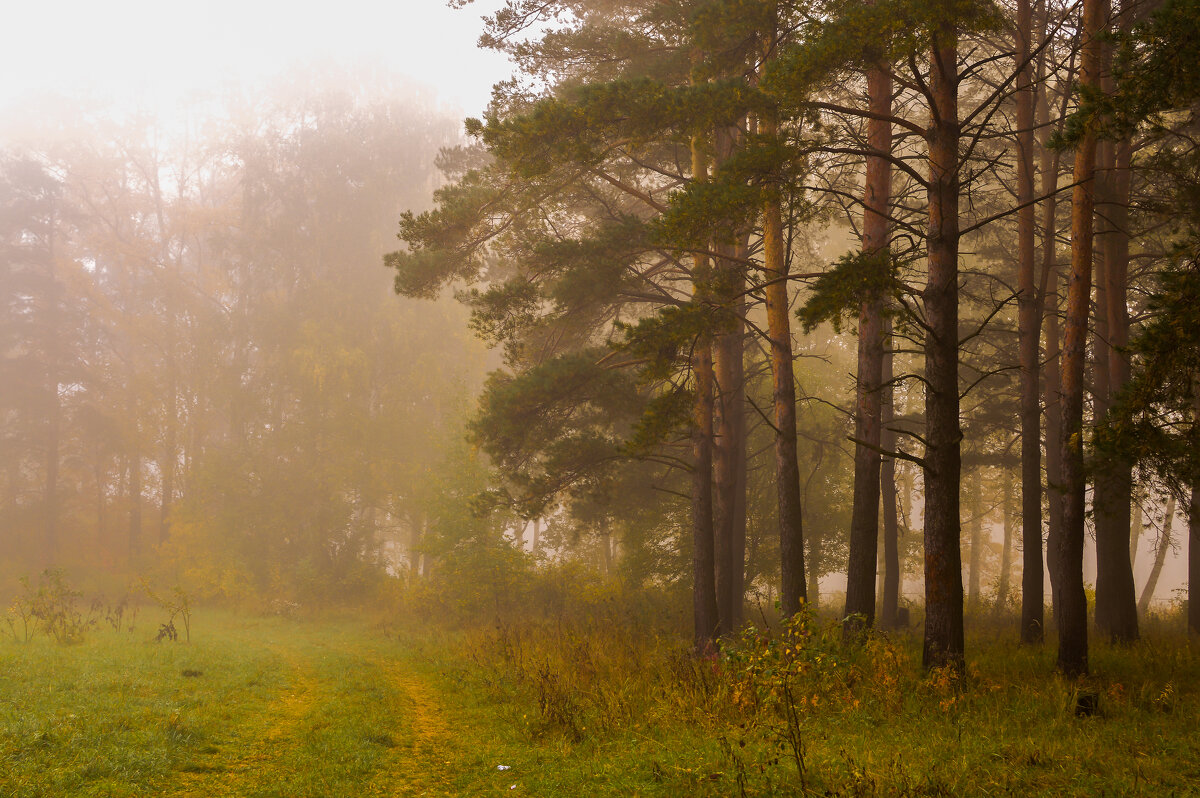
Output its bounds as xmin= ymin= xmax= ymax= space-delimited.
xmin=761 ymin=95 xmax=807 ymax=615
xmin=1093 ymin=121 xmax=1139 ymax=640
xmin=922 ymin=21 xmax=965 ymax=671
xmin=1057 ymin=0 xmax=1106 ymax=677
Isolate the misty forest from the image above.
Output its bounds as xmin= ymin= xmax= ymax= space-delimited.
xmin=2 ymin=0 xmax=1199 ymax=795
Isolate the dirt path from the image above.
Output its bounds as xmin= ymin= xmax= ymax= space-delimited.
xmin=166 ymin=635 xmax=461 ymax=798
xmin=364 ymin=655 xmax=458 ymax=797
xmin=175 ymin=644 xmax=321 ymax=797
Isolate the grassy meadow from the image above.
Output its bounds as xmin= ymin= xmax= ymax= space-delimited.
xmin=1 ymin=606 xmax=1198 ymax=797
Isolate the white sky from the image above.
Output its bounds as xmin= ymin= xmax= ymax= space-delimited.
xmin=1 ymin=0 xmax=512 ymax=119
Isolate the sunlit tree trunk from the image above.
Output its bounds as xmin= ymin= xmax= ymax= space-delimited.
xmin=1057 ymin=0 xmax=1107 ymax=677
xmin=1093 ymin=76 xmax=1139 ymax=639
xmin=760 ymin=36 xmax=807 ymax=614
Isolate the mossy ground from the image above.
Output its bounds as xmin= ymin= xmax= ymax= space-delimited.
xmin=1 ymin=609 xmax=1197 ymax=796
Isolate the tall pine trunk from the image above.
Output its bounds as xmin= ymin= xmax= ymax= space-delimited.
xmin=1057 ymin=0 xmax=1107 ymax=676
xmin=732 ymin=245 xmax=749 ymax=630
xmin=880 ymin=317 xmax=901 ymax=628
xmin=761 ymin=65 xmax=807 ymax=614
xmin=1043 ymin=268 xmax=1064 ymax=623
xmin=968 ymin=473 xmax=983 ymax=612
xmin=997 ymin=473 xmax=1014 ymax=612
xmin=844 ymin=50 xmax=893 ymax=635
xmin=691 ymin=132 xmax=719 ymax=653
xmin=1016 ymin=0 xmax=1045 ymax=644
xmin=713 ymin=241 xmax=746 ymax=634
xmin=1093 ymin=117 xmax=1139 ymax=640
xmin=922 ymin=17 xmax=966 ymax=670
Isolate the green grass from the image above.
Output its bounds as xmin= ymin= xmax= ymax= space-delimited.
xmin=1 ymin=608 xmax=1197 ymax=796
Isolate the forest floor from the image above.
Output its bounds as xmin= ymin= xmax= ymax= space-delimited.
xmin=1 ymin=608 xmax=1198 ymax=796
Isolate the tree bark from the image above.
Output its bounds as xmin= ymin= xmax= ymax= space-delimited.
xmin=1043 ymin=269 xmax=1064 ymax=622
xmin=1057 ymin=0 xmax=1107 ymax=677
xmin=1190 ymin=486 xmax=1198 ymax=635
xmin=880 ymin=317 xmax=901 ymax=628
xmin=1017 ymin=0 xmax=1045 ymax=644
xmin=691 ymin=132 xmax=719 ymax=653
xmin=600 ymin=520 xmax=613 ymax=576
xmin=844 ymin=53 xmax=892 ymax=636
xmin=968 ymin=472 xmax=983 ymax=612
xmin=732 ymin=244 xmax=749 ymax=630
xmin=807 ymin=520 xmax=822 ymax=611
xmin=713 ymin=253 xmax=745 ymax=635
xmin=922 ymin=17 xmax=966 ymax=671
xmin=997 ymin=471 xmax=1014 ymax=612
xmin=712 ymin=120 xmax=748 ymax=635
xmin=1138 ymin=495 xmax=1175 ymax=616
xmin=1130 ymin=499 xmax=1142 ymax=567
xmin=761 ymin=79 xmax=807 ymax=615
xmin=1093 ymin=117 xmax=1139 ymax=640
xmin=844 ymin=295 xmax=884 ymax=633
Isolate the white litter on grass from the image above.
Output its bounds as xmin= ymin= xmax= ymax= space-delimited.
xmin=497 ymin=765 xmax=511 ymax=771
xmin=509 ymin=785 xmax=517 ymax=790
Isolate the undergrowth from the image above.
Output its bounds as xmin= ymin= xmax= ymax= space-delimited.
xmin=440 ymin=605 xmax=1200 ymax=796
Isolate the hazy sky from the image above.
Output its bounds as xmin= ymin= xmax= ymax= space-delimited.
xmin=2 ymin=0 xmax=512 ymax=117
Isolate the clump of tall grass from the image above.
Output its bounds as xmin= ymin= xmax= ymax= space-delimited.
xmin=444 ymin=601 xmax=1200 ymax=795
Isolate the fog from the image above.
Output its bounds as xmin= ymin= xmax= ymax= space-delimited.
xmin=0 ymin=1 xmax=1190 ymax=614
xmin=3 ymin=2 xmax=1199 ymax=793
xmin=1 ymin=0 xmax=509 ymax=119
xmin=0 ymin=0 xmax=1191 ymax=644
